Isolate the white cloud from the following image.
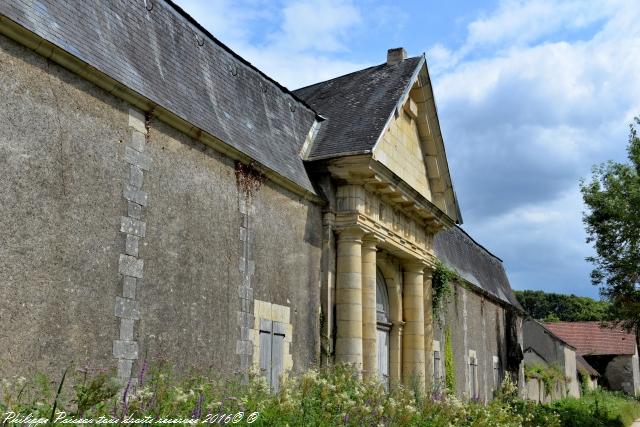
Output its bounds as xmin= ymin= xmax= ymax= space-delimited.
xmin=466 ymin=0 xmax=609 ymax=49
xmin=175 ymin=0 xmax=367 ymax=88
xmin=430 ymin=0 xmax=640 ymax=295
xmin=274 ymin=0 xmax=361 ymax=53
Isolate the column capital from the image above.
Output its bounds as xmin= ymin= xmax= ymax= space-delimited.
xmin=362 ymin=233 xmax=383 ymax=250
xmin=335 ymin=226 xmax=364 ymax=241
xmin=402 ymin=259 xmax=428 ymax=273
xmin=423 ymin=267 xmax=434 ymax=280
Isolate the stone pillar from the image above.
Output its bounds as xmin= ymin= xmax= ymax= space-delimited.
xmin=361 ymin=235 xmax=378 ymax=379
xmin=423 ymin=266 xmax=434 ymax=393
xmin=402 ymin=260 xmax=426 ymax=388
xmin=335 ymin=227 xmax=364 ymax=367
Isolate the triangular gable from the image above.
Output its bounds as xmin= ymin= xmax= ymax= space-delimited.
xmin=371 ymin=57 xmax=461 ymax=224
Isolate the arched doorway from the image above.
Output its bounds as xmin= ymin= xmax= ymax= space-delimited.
xmin=376 ymin=268 xmax=391 ymax=387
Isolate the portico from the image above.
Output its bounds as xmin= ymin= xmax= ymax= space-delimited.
xmin=328 ymin=157 xmax=454 ymax=390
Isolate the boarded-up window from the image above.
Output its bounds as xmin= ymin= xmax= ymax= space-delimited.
xmin=493 ymin=356 xmax=501 ymax=389
xmin=259 ymin=319 xmax=285 ymax=392
xmin=434 ymin=350 xmax=441 ymax=381
xmin=376 ymin=269 xmax=391 ymax=389
xmin=377 ymin=328 xmax=389 ymax=387
xmin=469 ymin=351 xmax=478 ymax=399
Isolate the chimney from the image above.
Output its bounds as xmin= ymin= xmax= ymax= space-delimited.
xmin=387 ymin=47 xmax=407 ymax=65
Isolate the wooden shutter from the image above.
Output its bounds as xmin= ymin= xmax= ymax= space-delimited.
xmin=258 ymin=319 xmax=286 ymax=393
xmin=271 ymin=322 xmax=286 ymax=393
xmin=377 ymin=328 xmax=389 ymax=388
xmin=259 ymin=319 xmax=273 ymax=389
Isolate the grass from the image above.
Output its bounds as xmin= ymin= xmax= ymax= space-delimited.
xmin=545 ymin=389 xmax=640 ymax=427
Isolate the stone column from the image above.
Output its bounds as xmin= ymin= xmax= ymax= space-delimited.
xmin=361 ymin=235 xmax=378 ymax=379
xmin=423 ymin=266 xmax=434 ymax=393
xmin=402 ymin=260 xmax=427 ymax=388
xmin=335 ymin=227 xmax=364 ymax=367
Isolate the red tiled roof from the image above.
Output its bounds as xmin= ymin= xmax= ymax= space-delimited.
xmin=545 ymin=322 xmax=637 ymax=356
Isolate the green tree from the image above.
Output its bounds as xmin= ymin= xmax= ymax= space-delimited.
xmin=580 ymin=117 xmax=640 ymax=331
xmin=514 ymin=290 xmax=612 ymax=322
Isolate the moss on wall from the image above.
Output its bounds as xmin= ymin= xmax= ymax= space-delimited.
xmin=445 ymin=327 xmax=456 ymax=394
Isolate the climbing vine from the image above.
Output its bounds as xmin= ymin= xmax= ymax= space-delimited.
xmin=578 ymin=366 xmax=589 ymax=395
xmin=235 ymin=160 xmax=265 ymax=198
xmin=444 ymin=327 xmax=456 ymax=394
xmin=432 ymin=261 xmax=457 ymax=327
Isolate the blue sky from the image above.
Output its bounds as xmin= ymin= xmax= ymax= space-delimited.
xmin=175 ymin=0 xmax=640 ymax=298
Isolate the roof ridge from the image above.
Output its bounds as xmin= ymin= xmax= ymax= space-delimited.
xmin=293 ymin=56 xmax=423 ymax=92
xmin=163 ymin=0 xmax=319 ymax=117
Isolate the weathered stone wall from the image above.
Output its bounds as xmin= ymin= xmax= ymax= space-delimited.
xmin=563 ymin=347 xmax=580 ymax=398
xmin=0 ymin=34 xmax=321 ymax=381
xmin=522 ymin=319 xmax=567 ymax=366
xmin=605 ymin=354 xmax=640 ymax=396
xmin=521 ymin=319 xmax=579 ymax=402
xmin=433 ymin=283 xmax=514 ymax=401
xmin=524 ymin=377 xmax=566 ymax=403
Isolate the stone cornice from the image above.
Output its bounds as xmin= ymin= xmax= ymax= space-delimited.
xmin=325 ymin=155 xmax=454 ymax=233
xmin=335 ymin=211 xmax=438 ymax=268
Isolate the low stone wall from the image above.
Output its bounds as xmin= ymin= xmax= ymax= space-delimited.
xmin=524 ymin=378 xmax=566 ymax=403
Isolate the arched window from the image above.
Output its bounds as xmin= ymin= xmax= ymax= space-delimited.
xmin=376 ymin=268 xmax=391 ymax=386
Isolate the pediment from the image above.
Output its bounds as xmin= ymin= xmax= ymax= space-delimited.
xmin=371 ymin=60 xmax=461 ymax=224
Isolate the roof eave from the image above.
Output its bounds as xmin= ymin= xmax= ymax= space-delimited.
xmin=0 ymin=16 xmax=324 ymax=204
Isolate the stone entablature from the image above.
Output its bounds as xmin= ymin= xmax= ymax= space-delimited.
xmin=336 ymin=185 xmax=433 ymax=262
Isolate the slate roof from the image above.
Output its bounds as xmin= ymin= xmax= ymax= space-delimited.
xmin=433 ymin=226 xmax=523 ymax=310
xmin=545 ymin=322 xmax=638 ymax=356
xmin=294 ymin=57 xmax=423 ymax=160
xmin=0 ymin=0 xmax=318 ymax=193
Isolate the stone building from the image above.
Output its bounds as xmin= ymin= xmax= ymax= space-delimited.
xmin=0 ymin=0 xmax=524 ymax=396
xmin=546 ymin=322 xmax=640 ymax=396
xmin=431 ymin=227 xmax=525 ymax=401
xmin=522 ymin=319 xmax=580 ymax=402
xmin=576 ymin=354 xmax=599 ymax=391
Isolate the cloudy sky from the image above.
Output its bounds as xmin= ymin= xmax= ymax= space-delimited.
xmin=175 ymin=0 xmax=640 ymax=298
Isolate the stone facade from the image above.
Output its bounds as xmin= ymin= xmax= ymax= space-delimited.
xmin=522 ymin=320 xmax=580 ymax=402
xmin=433 ymin=283 xmax=523 ymax=401
xmin=0 ymin=1 xmax=524 ymax=399
xmin=0 ymin=33 xmax=320 ymax=381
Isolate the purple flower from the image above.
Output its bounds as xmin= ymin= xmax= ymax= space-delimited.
xmin=138 ymin=359 xmax=148 ymax=386
xmin=191 ymin=392 xmax=205 ymax=419
xmin=122 ymin=377 xmax=132 ymax=418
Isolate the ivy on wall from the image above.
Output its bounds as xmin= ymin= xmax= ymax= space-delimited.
xmin=432 ymin=261 xmax=457 ymax=327
xmin=444 ymin=327 xmax=456 ymax=394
